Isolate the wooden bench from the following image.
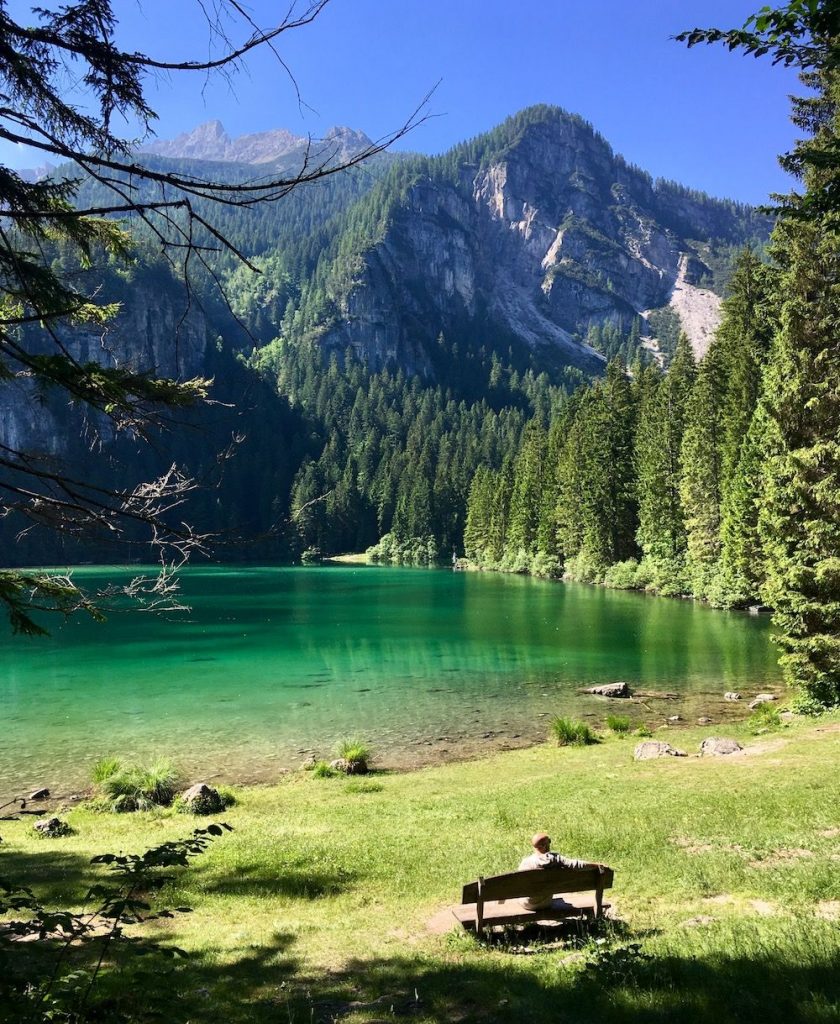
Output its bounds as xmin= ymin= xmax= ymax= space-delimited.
xmin=451 ymin=866 xmax=614 ymax=936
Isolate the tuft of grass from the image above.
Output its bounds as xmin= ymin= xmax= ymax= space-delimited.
xmin=550 ymin=716 xmax=599 ymax=746
xmin=606 ymin=714 xmax=631 ymax=735
xmin=91 ymin=755 xmax=122 ymax=784
xmin=216 ymin=785 xmax=238 ymax=808
xmin=635 ymin=725 xmax=654 ymax=738
xmin=92 ymin=757 xmax=178 ymax=812
xmin=748 ymin=702 xmax=783 ymax=734
xmin=311 ymin=760 xmax=337 ymax=779
xmin=335 ymin=737 xmax=372 ymax=764
xmin=345 ymin=780 xmax=384 ymax=794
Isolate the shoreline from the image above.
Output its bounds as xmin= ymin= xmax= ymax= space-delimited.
xmin=7 ymin=688 xmax=786 ymax=801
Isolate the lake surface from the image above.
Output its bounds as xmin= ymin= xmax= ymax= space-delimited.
xmin=2 ymin=565 xmax=780 ymax=796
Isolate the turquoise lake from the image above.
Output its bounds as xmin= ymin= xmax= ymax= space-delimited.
xmin=1 ymin=565 xmax=780 ymax=796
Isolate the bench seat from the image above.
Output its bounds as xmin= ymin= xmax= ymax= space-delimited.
xmin=454 ymin=866 xmax=614 ymax=935
xmin=452 ymin=893 xmax=611 ymax=930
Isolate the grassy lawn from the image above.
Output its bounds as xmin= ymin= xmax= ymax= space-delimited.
xmin=2 ymin=714 xmax=838 ymax=1023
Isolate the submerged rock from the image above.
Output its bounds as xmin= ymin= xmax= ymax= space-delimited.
xmin=749 ymin=694 xmax=778 ymax=709
xmin=634 ymin=741 xmax=686 ymax=760
xmin=724 ymin=692 xmax=741 ymax=701
xmin=700 ymin=737 xmax=743 ymax=757
xmin=180 ymin=782 xmax=224 ymax=814
xmin=584 ymin=682 xmax=630 ymax=698
xmin=29 ymin=787 xmax=50 ymax=801
xmin=697 ymin=717 xmax=713 ymax=724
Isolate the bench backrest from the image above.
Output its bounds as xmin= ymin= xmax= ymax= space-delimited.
xmin=461 ymin=866 xmax=614 ymax=905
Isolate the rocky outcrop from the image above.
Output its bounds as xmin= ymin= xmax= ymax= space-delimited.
xmin=0 ymin=270 xmax=208 ymax=456
xmin=316 ymin=109 xmax=765 ymax=375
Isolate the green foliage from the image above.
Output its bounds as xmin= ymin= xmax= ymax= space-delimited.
xmin=0 ymin=824 xmax=230 ymax=1023
xmin=311 ymin=760 xmax=337 ymax=778
xmin=606 ymin=714 xmax=632 ymax=735
xmin=335 ymin=738 xmax=372 ymax=765
xmin=91 ymin=755 xmax=122 ymax=784
xmin=91 ymin=758 xmax=178 ymax=813
xmin=603 ymin=559 xmax=642 ymax=590
xmin=550 ymin=716 xmax=600 ymax=746
xmin=786 ymin=691 xmax=832 ymax=716
xmin=366 ymin=533 xmax=439 ymax=566
xmin=647 ymin=306 xmax=684 ymax=361
xmin=748 ymin=702 xmax=783 ymax=734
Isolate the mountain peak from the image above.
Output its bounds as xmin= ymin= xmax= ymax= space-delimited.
xmin=142 ymin=122 xmax=373 ymax=166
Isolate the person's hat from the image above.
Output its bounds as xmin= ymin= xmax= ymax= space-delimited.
xmin=531 ymin=832 xmax=550 ymax=847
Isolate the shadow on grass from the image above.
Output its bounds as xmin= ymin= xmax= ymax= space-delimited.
xmin=302 ymin=941 xmax=840 ymax=1024
xmin=0 ymin=847 xmax=99 ymax=904
xmin=199 ymin=861 xmax=357 ymax=899
xmin=5 ymin=916 xmax=837 ymax=1024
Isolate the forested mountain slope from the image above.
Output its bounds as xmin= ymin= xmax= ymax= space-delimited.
xmin=1 ymin=105 xmax=770 ymax=566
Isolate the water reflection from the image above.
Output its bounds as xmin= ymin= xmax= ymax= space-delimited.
xmin=1 ymin=566 xmax=779 ymax=793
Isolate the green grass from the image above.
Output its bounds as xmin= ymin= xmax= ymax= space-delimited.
xmin=90 ymin=756 xmax=178 ymax=812
xmin=550 ymin=715 xmax=600 ymax=745
xmin=2 ymin=714 xmax=838 ymax=1023
xmin=335 ymin=737 xmax=372 ymax=765
xmin=606 ymin=713 xmax=632 ymax=735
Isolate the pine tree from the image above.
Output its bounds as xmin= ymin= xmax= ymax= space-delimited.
xmin=680 ymin=344 xmax=726 ymax=599
xmin=635 ymin=334 xmax=696 ymax=593
xmin=757 ymin=214 xmax=840 ymax=703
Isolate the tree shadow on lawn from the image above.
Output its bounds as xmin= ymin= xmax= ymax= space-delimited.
xmin=198 ymin=860 xmax=357 ymax=899
xmin=300 ymin=941 xmax=839 ymax=1024
xmin=0 ymin=846 xmax=99 ymax=905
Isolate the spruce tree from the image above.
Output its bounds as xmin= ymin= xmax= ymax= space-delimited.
xmin=635 ymin=333 xmax=696 ymax=594
xmin=680 ymin=344 xmax=726 ymax=600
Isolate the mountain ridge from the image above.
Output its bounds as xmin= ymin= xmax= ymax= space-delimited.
xmin=141 ymin=120 xmax=375 ymax=168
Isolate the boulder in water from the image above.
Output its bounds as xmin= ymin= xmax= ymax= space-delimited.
xmin=584 ymin=682 xmax=630 ymax=698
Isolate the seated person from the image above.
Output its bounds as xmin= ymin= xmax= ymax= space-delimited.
xmin=518 ymin=832 xmax=604 ymax=910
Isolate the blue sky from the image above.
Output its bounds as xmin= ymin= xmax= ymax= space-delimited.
xmin=6 ymin=1 xmax=801 ymax=203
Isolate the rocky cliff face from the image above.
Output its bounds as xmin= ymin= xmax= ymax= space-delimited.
xmin=315 ymin=109 xmax=766 ymax=373
xmin=0 ymin=272 xmax=207 ymax=456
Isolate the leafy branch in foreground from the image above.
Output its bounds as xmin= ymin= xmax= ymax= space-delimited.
xmin=0 ymin=824 xmax=232 ymax=1023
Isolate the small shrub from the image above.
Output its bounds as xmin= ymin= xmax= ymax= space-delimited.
xmin=563 ymin=552 xmax=605 ymax=584
xmin=786 ymin=691 xmax=829 ymax=717
xmin=603 ymin=559 xmax=640 ymax=591
xmin=635 ymin=725 xmax=653 ymax=738
xmin=606 ymin=714 xmax=631 ymax=735
xmin=300 ymin=546 xmax=322 ymax=564
xmin=93 ymin=757 xmax=178 ymax=812
xmin=311 ymin=760 xmax=336 ymax=778
xmin=530 ymin=552 xmax=562 ymax=578
xmin=550 ymin=716 xmax=599 ymax=746
xmin=748 ymin=702 xmax=782 ymax=734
